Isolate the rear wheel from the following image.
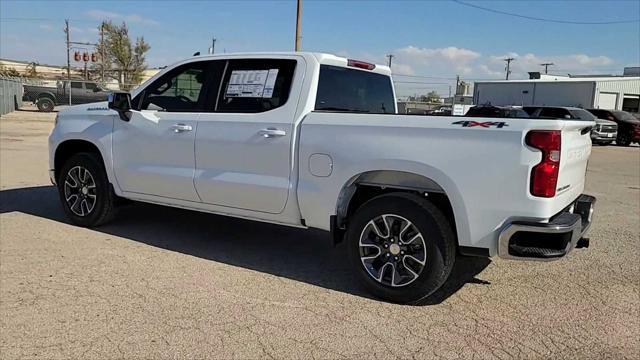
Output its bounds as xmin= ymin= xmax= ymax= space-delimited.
xmin=57 ymin=153 xmax=116 ymax=227
xmin=347 ymin=192 xmax=456 ymax=304
xmin=36 ymin=97 xmax=55 ymax=112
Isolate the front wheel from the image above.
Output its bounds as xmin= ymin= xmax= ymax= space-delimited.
xmin=36 ymin=97 xmax=55 ymax=112
xmin=57 ymin=153 xmax=116 ymax=227
xmin=347 ymin=192 xmax=456 ymax=304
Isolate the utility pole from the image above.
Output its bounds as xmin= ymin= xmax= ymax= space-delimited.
xmin=386 ymin=54 xmax=395 ymax=68
xmin=209 ymin=37 xmax=217 ymax=54
xmin=504 ymin=57 xmax=515 ymax=80
xmin=295 ymin=0 xmax=302 ymax=51
xmin=540 ymin=62 xmax=554 ymax=74
xmin=65 ymin=19 xmax=70 ymax=80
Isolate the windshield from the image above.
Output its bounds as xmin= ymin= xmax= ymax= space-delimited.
xmin=612 ymin=111 xmax=637 ymax=121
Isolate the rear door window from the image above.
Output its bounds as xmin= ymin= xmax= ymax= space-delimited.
xmin=315 ymin=65 xmax=395 ymax=114
xmin=216 ymin=59 xmax=296 ymax=113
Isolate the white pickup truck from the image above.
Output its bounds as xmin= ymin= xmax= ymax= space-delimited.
xmin=49 ymin=52 xmax=596 ymax=303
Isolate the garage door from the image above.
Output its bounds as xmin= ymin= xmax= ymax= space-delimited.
xmin=598 ymin=92 xmax=618 ymax=110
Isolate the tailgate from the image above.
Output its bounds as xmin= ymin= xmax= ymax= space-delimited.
xmin=556 ymin=121 xmax=593 ymax=202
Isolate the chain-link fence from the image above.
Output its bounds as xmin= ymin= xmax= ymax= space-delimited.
xmin=17 ymin=78 xmax=141 ymax=113
xmin=0 ymin=76 xmax=24 ymax=115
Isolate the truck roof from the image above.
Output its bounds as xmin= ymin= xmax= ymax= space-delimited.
xmin=181 ymin=52 xmax=392 ymax=76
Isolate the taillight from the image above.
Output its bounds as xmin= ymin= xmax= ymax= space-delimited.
xmin=347 ymin=59 xmax=376 ymax=70
xmin=526 ymin=130 xmax=561 ymax=198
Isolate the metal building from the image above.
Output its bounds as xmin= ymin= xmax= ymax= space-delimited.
xmin=473 ymin=74 xmax=640 ymax=114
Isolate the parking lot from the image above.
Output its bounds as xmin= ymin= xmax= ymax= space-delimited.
xmin=1 ymin=109 xmax=638 ymax=359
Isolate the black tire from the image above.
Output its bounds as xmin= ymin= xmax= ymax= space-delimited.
xmin=617 ymin=133 xmax=631 ymax=146
xmin=57 ymin=152 xmax=116 ymax=227
xmin=36 ymin=97 xmax=55 ymax=112
xmin=346 ymin=192 xmax=456 ymax=304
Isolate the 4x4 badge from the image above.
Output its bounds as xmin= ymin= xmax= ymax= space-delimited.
xmin=452 ymin=120 xmax=509 ymax=128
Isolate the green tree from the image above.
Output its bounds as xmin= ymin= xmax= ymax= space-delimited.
xmin=0 ymin=66 xmax=20 ymax=77
xmin=96 ymin=21 xmax=150 ymax=91
xmin=25 ymin=62 xmax=40 ymax=78
xmin=424 ymin=91 xmax=440 ymax=103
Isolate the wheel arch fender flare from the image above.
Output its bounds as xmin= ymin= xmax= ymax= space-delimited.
xmin=333 ymin=162 xmax=471 ymax=246
xmin=36 ymin=92 xmax=56 ymax=101
xmin=52 ymin=135 xmax=118 ymax=194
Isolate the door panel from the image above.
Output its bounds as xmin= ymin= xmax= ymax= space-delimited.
xmin=194 ymin=114 xmax=293 ymax=213
xmin=194 ymin=57 xmax=302 ymax=214
xmin=112 ymin=110 xmax=200 ymax=201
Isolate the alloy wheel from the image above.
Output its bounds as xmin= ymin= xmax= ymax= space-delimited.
xmin=359 ymin=214 xmax=427 ymax=287
xmin=63 ymin=166 xmax=97 ymax=216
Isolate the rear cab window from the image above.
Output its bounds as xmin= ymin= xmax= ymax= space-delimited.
xmin=315 ymin=65 xmax=395 ymax=114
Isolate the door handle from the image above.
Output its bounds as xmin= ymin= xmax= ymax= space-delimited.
xmin=171 ymin=124 xmax=193 ymax=133
xmin=258 ymin=128 xmax=286 ymax=138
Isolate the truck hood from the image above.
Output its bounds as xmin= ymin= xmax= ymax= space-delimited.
xmin=594 ymin=119 xmax=617 ymax=126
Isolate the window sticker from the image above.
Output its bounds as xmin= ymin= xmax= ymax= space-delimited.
xmin=225 ymin=69 xmax=279 ymax=98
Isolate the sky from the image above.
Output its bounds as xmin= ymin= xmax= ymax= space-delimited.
xmin=1 ymin=0 xmax=639 ymax=97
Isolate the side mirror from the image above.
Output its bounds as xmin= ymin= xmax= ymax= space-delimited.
xmin=108 ymin=92 xmax=132 ymax=121
xmin=93 ymin=87 xmax=101 ymax=92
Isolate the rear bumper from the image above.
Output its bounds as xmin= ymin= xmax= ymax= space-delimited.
xmin=498 ymin=194 xmax=595 ymax=261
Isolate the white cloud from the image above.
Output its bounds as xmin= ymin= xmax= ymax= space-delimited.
xmin=39 ymin=24 xmax=53 ymax=32
xmin=390 ymin=46 xmax=482 ymax=78
xmin=397 ymin=46 xmax=481 ymax=64
xmin=361 ymin=47 xmax=622 ymax=97
xmin=486 ymin=52 xmax=615 ymax=77
xmin=86 ymin=9 xmax=159 ymax=26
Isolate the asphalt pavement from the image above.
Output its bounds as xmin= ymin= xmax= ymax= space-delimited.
xmin=1 ymin=109 xmax=638 ymax=359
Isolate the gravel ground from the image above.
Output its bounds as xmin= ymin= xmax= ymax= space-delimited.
xmin=1 ymin=109 xmax=639 ymax=359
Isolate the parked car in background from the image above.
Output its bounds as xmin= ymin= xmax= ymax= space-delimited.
xmin=23 ymin=80 xmax=110 ymax=112
xmin=466 ymin=105 xmax=529 ymax=118
xmin=425 ymin=106 xmax=452 ymax=116
xmin=524 ymin=106 xmax=617 ymax=145
xmin=586 ymin=109 xmax=640 ymax=146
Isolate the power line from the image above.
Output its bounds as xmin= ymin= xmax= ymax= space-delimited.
xmin=393 ymin=73 xmax=457 ymax=80
xmin=1 ymin=17 xmax=97 ymax=23
xmin=452 ymin=1 xmax=640 ymax=25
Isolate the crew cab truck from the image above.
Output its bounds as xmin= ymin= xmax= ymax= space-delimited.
xmin=23 ymin=80 xmax=109 ymax=112
xmin=49 ymin=53 xmax=596 ymax=303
